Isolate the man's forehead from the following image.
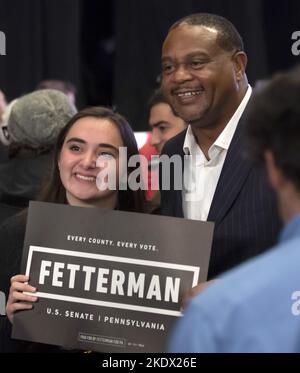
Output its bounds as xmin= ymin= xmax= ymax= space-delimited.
xmin=162 ymin=25 xmax=219 ymax=56
xmin=166 ymin=24 xmax=218 ymax=42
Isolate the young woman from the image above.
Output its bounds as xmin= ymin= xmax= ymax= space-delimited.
xmin=0 ymin=107 xmax=145 ymax=351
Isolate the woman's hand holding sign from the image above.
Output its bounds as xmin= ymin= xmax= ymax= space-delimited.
xmin=6 ymin=274 xmax=38 ymax=323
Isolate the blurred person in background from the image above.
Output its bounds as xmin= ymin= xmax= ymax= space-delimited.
xmin=0 ymin=90 xmax=8 ymax=162
xmin=0 ymin=90 xmax=7 ymax=120
xmin=0 ymin=89 xmax=76 ymax=223
xmin=36 ymin=79 xmax=77 ymax=106
xmin=142 ymin=89 xmax=186 ymax=212
xmin=149 ymin=89 xmax=187 ymax=155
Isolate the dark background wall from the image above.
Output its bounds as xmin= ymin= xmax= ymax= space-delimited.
xmin=0 ymin=0 xmax=82 ymax=102
xmin=0 ymin=0 xmax=299 ymax=130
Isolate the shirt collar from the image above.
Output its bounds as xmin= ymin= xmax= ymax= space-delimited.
xmin=183 ymin=124 xmax=198 ymax=155
xmin=183 ymin=85 xmax=252 ymax=156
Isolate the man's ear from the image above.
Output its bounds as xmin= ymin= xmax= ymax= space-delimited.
xmin=264 ymin=150 xmax=285 ymax=191
xmin=233 ymin=51 xmax=247 ymax=82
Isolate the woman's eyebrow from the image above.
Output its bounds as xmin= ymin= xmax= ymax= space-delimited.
xmin=66 ymin=138 xmax=119 ymax=152
xmin=98 ymin=143 xmax=119 ymax=152
xmin=66 ymin=137 xmax=86 ymax=144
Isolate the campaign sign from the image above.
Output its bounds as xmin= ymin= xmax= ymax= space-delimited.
xmin=12 ymin=202 xmax=214 ymax=352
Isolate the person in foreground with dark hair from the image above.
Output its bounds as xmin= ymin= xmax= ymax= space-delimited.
xmin=159 ymin=13 xmax=281 ymax=291
xmin=168 ymin=65 xmax=300 ymax=353
xmin=0 ymin=107 xmax=145 ymax=352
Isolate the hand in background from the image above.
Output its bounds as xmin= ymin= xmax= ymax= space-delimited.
xmin=181 ymin=280 xmax=216 ymax=311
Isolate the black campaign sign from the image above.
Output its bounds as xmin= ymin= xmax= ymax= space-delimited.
xmin=12 ymin=202 xmax=214 ymax=352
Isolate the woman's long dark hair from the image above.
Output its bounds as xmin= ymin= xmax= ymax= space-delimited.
xmin=39 ymin=107 xmax=145 ymax=213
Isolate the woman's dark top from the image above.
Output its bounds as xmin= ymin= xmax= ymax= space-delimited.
xmin=0 ymin=213 xmax=60 ymax=352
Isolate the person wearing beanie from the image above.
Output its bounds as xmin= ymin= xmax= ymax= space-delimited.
xmin=7 ymin=89 xmax=76 ymax=148
xmin=35 ymin=79 xmax=77 ymax=106
xmin=0 ymin=99 xmax=18 ymax=147
xmin=0 ymin=89 xmax=77 ymax=223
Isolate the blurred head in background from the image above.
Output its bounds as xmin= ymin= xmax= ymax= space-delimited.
xmin=0 ymin=89 xmax=77 ymax=212
xmin=148 ymin=89 xmax=186 ymax=154
xmin=0 ymin=90 xmax=7 ymax=122
xmin=7 ymin=89 xmax=77 ymax=153
xmin=36 ymin=79 xmax=77 ymax=106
